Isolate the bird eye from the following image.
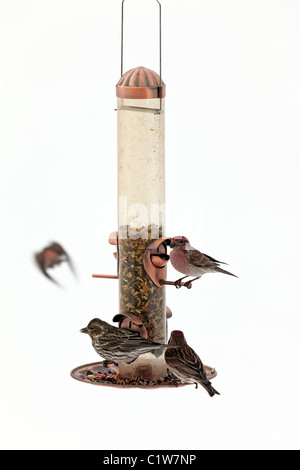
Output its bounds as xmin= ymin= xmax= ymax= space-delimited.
xmin=89 ymin=326 xmax=95 ymax=331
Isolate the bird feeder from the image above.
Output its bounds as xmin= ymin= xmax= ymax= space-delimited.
xmin=71 ymin=0 xmax=217 ymax=388
xmin=116 ymin=61 xmax=168 ymax=380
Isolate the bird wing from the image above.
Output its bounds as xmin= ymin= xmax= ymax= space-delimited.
xmin=202 ymin=253 xmax=228 ymax=265
xmin=49 ymin=242 xmax=77 ymax=277
xmin=189 ymin=249 xmax=236 ymax=277
xmin=188 ymin=249 xmax=220 ymax=269
xmin=34 ymin=252 xmax=61 ymax=285
xmin=103 ymin=328 xmax=154 ymax=351
xmin=166 ymin=346 xmax=206 ymax=381
xmin=49 ymin=242 xmax=66 ymax=256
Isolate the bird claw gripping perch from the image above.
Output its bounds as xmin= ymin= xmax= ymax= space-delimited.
xmin=172 ymin=275 xmax=194 ymax=289
xmin=184 ymin=281 xmax=193 ymax=289
xmin=173 ymin=278 xmax=191 ymax=289
xmin=165 ymin=369 xmax=179 ymax=387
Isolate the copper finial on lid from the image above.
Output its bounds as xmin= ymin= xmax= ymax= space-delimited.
xmin=116 ymin=66 xmax=166 ymax=99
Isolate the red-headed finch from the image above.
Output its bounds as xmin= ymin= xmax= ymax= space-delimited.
xmin=81 ymin=318 xmax=177 ymax=365
xmin=169 ymin=236 xmax=237 ymax=288
xmin=165 ymin=330 xmax=220 ymax=397
xmin=34 ymin=241 xmax=76 ymax=286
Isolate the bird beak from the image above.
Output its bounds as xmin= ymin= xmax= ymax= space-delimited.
xmin=170 ymin=239 xmax=176 ymax=248
xmin=80 ymin=327 xmax=88 ymax=334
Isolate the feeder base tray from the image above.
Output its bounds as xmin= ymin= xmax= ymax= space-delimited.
xmin=70 ymin=361 xmax=217 ymax=389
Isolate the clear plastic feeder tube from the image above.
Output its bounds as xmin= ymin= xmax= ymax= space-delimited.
xmin=118 ymin=96 xmax=165 ymax=236
xmin=117 ymin=67 xmax=167 ymax=380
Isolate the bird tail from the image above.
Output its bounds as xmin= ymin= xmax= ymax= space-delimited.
xmin=215 ymin=267 xmax=238 ymax=278
xmin=200 ymin=381 xmax=220 ymax=397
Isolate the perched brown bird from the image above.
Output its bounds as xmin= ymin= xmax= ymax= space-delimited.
xmin=169 ymin=236 xmax=237 ymax=288
xmin=34 ymin=242 xmax=76 ymax=286
xmin=81 ymin=318 xmax=177 ymax=365
xmin=165 ymin=330 xmax=220 ymax=397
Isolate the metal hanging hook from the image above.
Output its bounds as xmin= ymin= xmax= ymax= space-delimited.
xmin=121 ymin=0 xmax=162 ymax=86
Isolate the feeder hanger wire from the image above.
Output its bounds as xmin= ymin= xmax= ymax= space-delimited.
xmin=121 ymin=0 xmax=162 ymax=89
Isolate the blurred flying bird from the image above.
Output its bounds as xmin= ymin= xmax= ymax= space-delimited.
xmin=34 ymin=241 xmax=76 ymax=286
xmin=165 ymin=330 xmax=220 ymax=397
xmin=169 ymin=236 xmax=237 ymax=288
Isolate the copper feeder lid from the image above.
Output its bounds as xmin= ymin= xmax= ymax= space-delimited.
xmin=116 ymin=66 xmax=166 ymax=99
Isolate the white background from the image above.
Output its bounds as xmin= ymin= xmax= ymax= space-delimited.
xmin=0 ymin=0 xmax=300 ymax=450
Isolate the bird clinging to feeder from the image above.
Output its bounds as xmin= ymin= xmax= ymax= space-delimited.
xmin=169 ymin=236 xmax=237 ymax=289
xmin=80 ymin=317 xmax=177 ymax=365
xmin=165 ymin=330 xmax=220 ymax=397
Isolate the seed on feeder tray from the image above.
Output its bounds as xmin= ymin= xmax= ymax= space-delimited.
xmin=96 ymin=373 xmax=105 ymax=380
